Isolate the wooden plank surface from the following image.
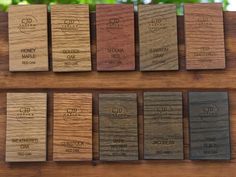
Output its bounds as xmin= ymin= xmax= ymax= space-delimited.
xmin=96 ymin=4 xmax=135 ymax=71
xmin=8 ymin=5 xmax=49 ymax=71
xmin=189 ymin=92 xmax=230 ymax=160
xmin=0 ymin=11 xmax=236 ymax=177
xmin=185 ymin=3 xmax=225 ymax=70
xmin=138 ymin=4 xmax=179 ymax=71
xmin=143 ymin=92 xmax=183 ymax=159
xmin=51 ymin=5 xmax=91 ymax=72
xmin=99 ymin=93 xmax=138 ymax=161
xmin=6 ymin=93 xmax=47 ymax=162
xmin=53 ymin=93 xmax=92 ymax=161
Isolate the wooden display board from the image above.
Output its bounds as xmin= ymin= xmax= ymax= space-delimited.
xmin=0 ymin=11 xmax=236 ymax=177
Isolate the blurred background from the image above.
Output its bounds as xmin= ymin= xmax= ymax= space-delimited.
xmin=0 ymin=0 xmax=235 ymax=14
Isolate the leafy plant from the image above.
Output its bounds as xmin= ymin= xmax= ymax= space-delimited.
xmin=0 ymin=0 xmax=229 ymax=13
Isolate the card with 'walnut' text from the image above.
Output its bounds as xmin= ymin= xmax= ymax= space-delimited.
xmin=6 ymin=93 xmax=47 ymax=162
xmin=8 ymin=5 xmax=48 ymax=71
xmin=184 ymin=3 xmax=225 ymax=70
xmin=139 ymin=5 xmax=179 ymax=71
xmin=144 ymin=92 xmax=183 ymax=159
xmin=189 ymin=92 xmax=231 ymax=160
xmin=51 ymin=5 xmax=91 ymax=72
xmin=99 ymin=93 xmax=138 ymax=161
xmin=53 ymin=93 xmax=92 ymax=161
xmin=96 ymin=5 xmax=135 ymax=71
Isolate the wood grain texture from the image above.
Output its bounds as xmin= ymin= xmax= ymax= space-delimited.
xmin=53 ymin=93 xmax=92 ymax=161
xmin=189 ymin=92 xmax=230 ymax=160
xmin=51 ymin=5 xmax=91 ymax=72
xmin=99 ymin=93 xmax=138 ymax=161
xmin=6 ymin=93 xmax=47 ymax=162
xmin=144 ymin=92 xmax=183 ymax=159
xmin=8 ymin=5 xmax=48 ymax=71
xmin=0 ymin=11 xmax=236 ymax=177
xmin=138 ymin=5 xmax=179 ymax=71
xmin=96 ymin=4 xmax=135 ymax=71
xmin=184 ymin=3 xmax=225 ymax=70
xmin=0 ymin=12 xmax=236 ymax=89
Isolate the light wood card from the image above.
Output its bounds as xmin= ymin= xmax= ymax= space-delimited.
xmin=6 ymin=93 xmax=47 ymax=162
xmin=184 ymin=3 xmax=225 ymax=70
xmin=53 ymin=93 xmax=92 ymax=161
xmin=8 ymin=5 xmax=49 ymax=71
xmin=51 ymin=5 xmax=91 ymax=72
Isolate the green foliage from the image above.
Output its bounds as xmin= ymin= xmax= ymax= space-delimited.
xmin=0 ymin=0 xmax=229 ymax=13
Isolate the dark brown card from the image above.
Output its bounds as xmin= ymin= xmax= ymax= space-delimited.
xmin=96 ymin=4 xmax=135 ymax=71
xmin=184 ymin=3 xmax=225 ymax=70
xmin=144 ymin=92 xmax=183 ymax=159
xmin=99 ymin=93 xmax=138 ymax=161
xmin=139 ymin=5 xmax=179 ymax=71
xmin=189 ymin=92 xmax=231 ymax=160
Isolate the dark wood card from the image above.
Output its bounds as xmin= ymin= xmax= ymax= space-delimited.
xmin=99 ymin=93 xmax=138 ymax=161
xmin=6 ymin=93 xmax=47 ymax=162
xmin=138 ymin=5 xmax=178 ymax=71
xmin=53 ymin=93 xmax=92 ymax=161
xmin=184 ymin=3 xmax=225 ymax=70
xmin=51 ymin=5 xmax=91 ymax=72
xmin=189 ymin=92 xmax=231 ymax=160
xmin=8 ymin=5 xmax=48 ymax=71
xmin=144 ymin=92 xmax=183 ymax=159
xmin=96 ymin=4 xmax=135 ymax=71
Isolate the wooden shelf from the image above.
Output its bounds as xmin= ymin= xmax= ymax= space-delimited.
xmin=0 ymin=11 xmax=236 ymax=177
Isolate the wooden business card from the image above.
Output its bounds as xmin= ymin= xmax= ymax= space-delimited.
xmin=53 ymin=93 xmax=92 ymax=161
xmin=189 ymin=92 xmax=231 ymax=160
xmin=99 ymin=93 xmax=138 ymax=161
xmin=144 ymin=92 xmax=183 ymax=159
xmin=8 ymin=5 xmax=48 ymax=71
xmin=6 ymin=93 xmax=47 ymax=162
xmin=51 ymin=5 xmax=91 ymax=72
xmin=96 ymin=4 xmax=135 ymax=71
xmin=139 ymin=5 xmax=178 ymax=71
xmin=184 ymin=3 xmax=225 ymax=70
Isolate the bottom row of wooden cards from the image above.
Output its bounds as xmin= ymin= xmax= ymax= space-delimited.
xmin=5 ymin=92 xmax=231 ymax=162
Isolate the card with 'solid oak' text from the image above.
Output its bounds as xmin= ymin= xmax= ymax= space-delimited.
xmin=8 ymin=5 xmax=48 ymax=71
xmin=99 ymin=93 xmax=138 ymax=161
xmin=53 ymin=93 xmax=92 ymax=161
xmin=6 ymin=93 xmax=47 ymax=162
xmin=139 ymin=5 xmax=179 ymax=71
xmin=96 ymin=4 xmax=135 ymax=71
xmin=144 ymin=92 xmax=183 ymax=159
xmin=189 ymin=92 xmax=231 ymax=160
xmin=51 ymin=5 xmax=91 ymax=72
xmin=184 ymin=3 xmax=225 ymax=70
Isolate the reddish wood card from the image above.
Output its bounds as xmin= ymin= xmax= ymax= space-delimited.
xmin=96 ymin=4 xmax=135 ymax=71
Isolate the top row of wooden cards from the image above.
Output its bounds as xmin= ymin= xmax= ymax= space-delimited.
xmin=8 ymin=3 xmax=225 ymax=72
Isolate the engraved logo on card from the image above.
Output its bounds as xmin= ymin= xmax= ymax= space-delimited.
xmin=148 ymin=17 xmax=167 ymax=33
xmin=63 ymin=107 xmax=81 ymax=121
xmin=18 ymin=15 xmax=38 ymax=34
xmin=61 ymin=19 xmax=80 ymax=33
xmin=106 ymin=18 xmax=123 ymax=32
xmin=16 ymin=106 xmax=35 ymax=123
xmin=200 ymin=104 xmax=219 ymax=119
xmin=194 ymin=15 xmax=213 ymax=28
xmin=155 ymin=105 xmax=174 ymax=120
xmin=111 ymin=105 xmax=128 ymax=119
